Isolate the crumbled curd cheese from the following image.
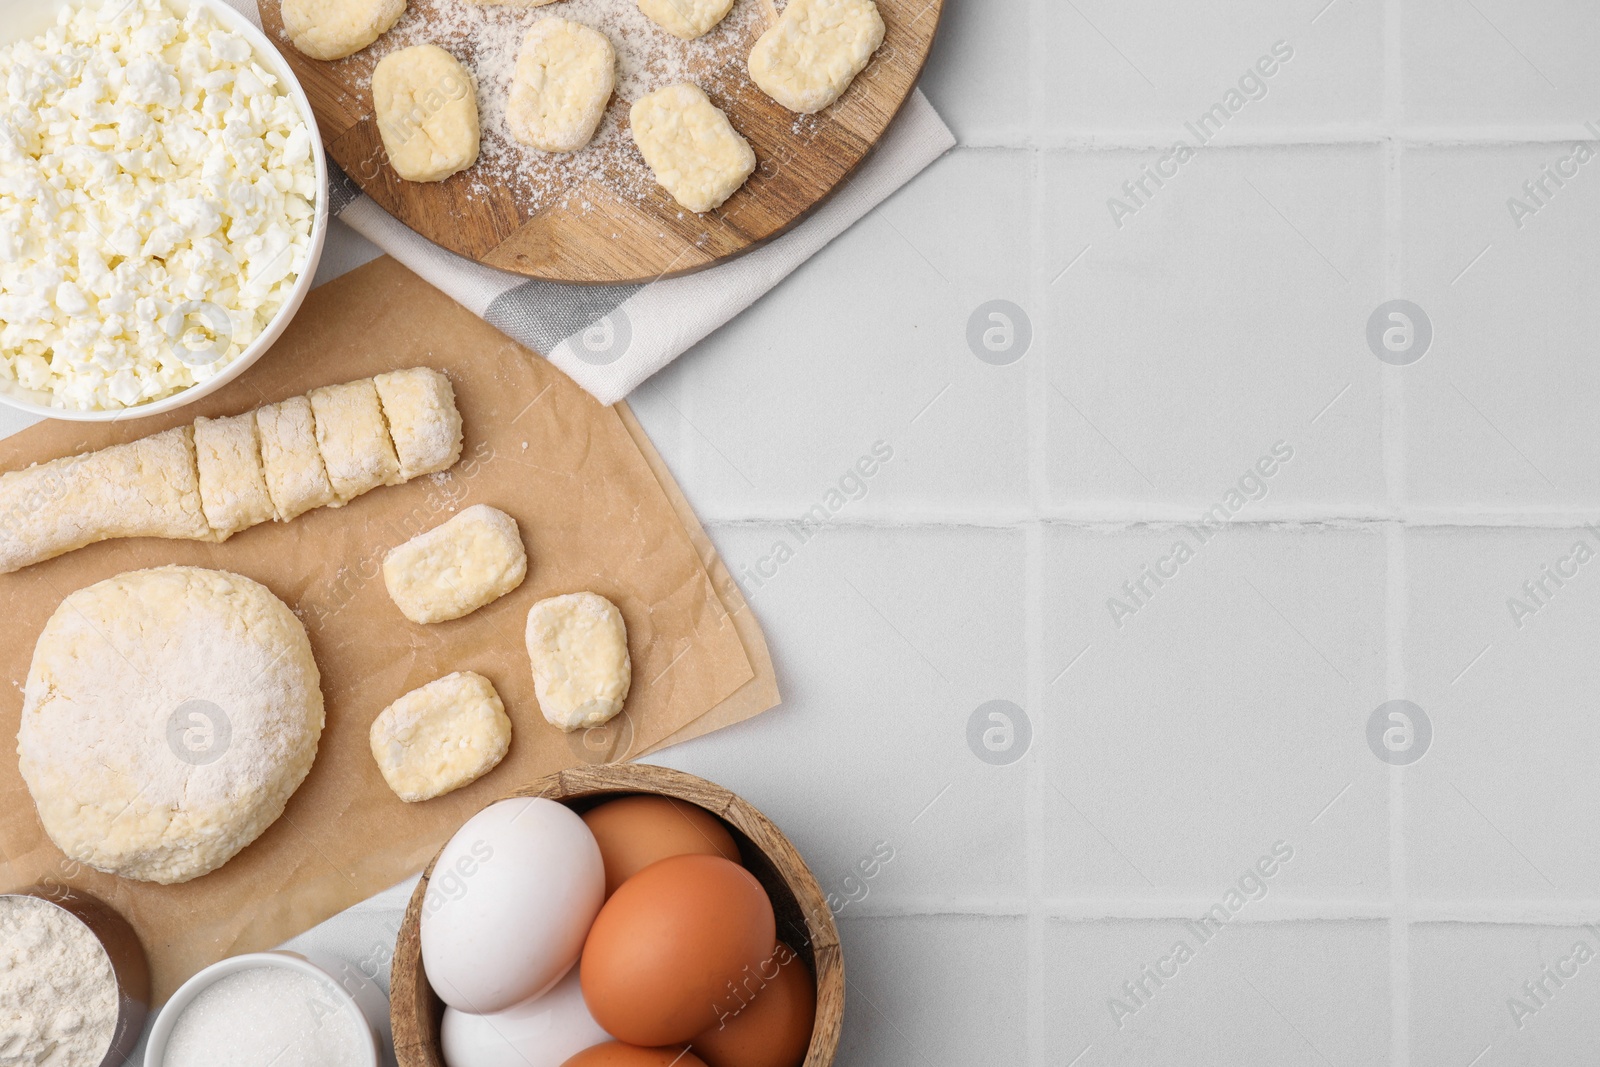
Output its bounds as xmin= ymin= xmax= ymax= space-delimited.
xmin=0 ymin=0 xmax=317 ymax=411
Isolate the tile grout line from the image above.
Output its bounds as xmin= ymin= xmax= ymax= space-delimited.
xmin=1024 ymin=36 xmax=1051 ymax=1064
xmin=1025 ymin=518 xmax=1048 ymax=1067
xmin=1381 ymin=0 xmax=1410 ymax=1062
xmin=1387 ymin=526 xmax=1412 ymax=1067
xmin=839 ymin=898 xmax=1600 ymax=923
xmin=967 ymin=126 xmax=1600 ymax=151
xmin=706 ymin=511 xmax=1600 ymax=529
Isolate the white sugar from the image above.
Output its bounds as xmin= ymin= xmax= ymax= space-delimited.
xmin=162 ymin=965 xmax=370 ymax=1067
xmin=364 ymin=0 xmax=771 ymax=211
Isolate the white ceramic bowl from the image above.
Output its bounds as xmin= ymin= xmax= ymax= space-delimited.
xmin=0 ymin=0 xmax=329 ymax=423
xmin=145 ymin=950 xmax=391 ymax=1067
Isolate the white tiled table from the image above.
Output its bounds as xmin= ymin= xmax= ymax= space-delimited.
xmin=11 ymin=1 xmax=1599 ymax=1064
xmin=633 ymin=3 xmax=1600 ymax=1063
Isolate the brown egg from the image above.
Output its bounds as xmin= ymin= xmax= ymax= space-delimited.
xmin=582 ymin=796 xmax=741 ymax=898
xmin=561 ymin=1042 xmax=708 ymax=1067
xmin=690 ymin=942 xmax=816 ymax=1067
xmin=581 ymin=854 xmax=776 ymax=1046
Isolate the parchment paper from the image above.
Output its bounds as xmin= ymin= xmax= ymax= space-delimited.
xmin=0 ymin=257 xmax=779 ymax=1002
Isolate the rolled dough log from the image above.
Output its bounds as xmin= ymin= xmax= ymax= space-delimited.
xmin=0 ymin=427 xmax=214 ymax=574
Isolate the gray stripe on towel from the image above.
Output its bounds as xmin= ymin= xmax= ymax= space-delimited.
xmin=326 ymin=160 xmax=362 ymax=216
xmin=484 ymin=281 xmax=642 ymax=357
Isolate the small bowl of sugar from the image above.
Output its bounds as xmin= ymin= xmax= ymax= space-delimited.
xmin=145 ymin=951 xmax=390 ymax=1067
xmin=0 ymin=886 xmax=150 ymax=1067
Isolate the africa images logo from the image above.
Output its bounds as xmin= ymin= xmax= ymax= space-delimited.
xmin=966 ymin=700 xmax=1031 ymax=766
xmin=1106 ymin=41 xmax=1295 ymax=229
xmin=1504 ymin=525 xmax=1600 ymax=630
xmin=1107 ymin=841 xmax=1296 ymax=1029
xmin=736 ymin=440 xmax=894 ymax=593
xmin=165 ymin=699 xmax=231 ymax=766
xmin=1105 ymin=441 xmax=1294 ymax=629
xmin=1505 ymin=122 xmax=1600 ymax=231
xmin=1366 ymin=700 xmax=1431 ymax=767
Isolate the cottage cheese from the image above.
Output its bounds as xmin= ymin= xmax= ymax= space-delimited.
xmin=0 ymin=0 xmax=318 ymax=411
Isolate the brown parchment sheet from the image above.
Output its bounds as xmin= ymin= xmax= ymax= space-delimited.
xmin=0 ymin=256 xmax=779 ymax=1002
xmin=615 ymin=403 xmax=780 ymax=757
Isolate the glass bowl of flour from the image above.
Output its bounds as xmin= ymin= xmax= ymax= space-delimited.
xmin=0 ymin=887 xmax=151 ymax=1067
xmin=145 ymin=950 xmax=389 ymax=1067
xmin=0 ymin=0 xmax=329 ymax=422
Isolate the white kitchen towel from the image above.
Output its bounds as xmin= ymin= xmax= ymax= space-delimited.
xmin=234 ymin=2 xmax=955 ymax=405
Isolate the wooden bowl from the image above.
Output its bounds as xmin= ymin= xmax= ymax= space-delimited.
xmin=391 ymin=765 xmax=844 ymax=1067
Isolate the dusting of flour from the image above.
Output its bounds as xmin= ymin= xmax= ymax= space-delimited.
xmin=359 ymin=0 xmax=783 ymax=211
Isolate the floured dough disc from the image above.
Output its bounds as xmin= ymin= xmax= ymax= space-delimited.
xmin=18 ymin=566 xmax=325 ymax=885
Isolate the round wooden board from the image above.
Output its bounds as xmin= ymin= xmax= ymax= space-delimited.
xmin=257 ymin=0 xmax=944 ymax=285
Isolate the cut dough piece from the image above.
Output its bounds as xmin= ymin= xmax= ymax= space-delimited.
xmin=194 ymin=413 xmax=276 ymax=539
xmin=370 ymin=671 xmax=511 ymax=802
xmin=283 ymin=0 xmax=407 ymax=61
xmin=638 ymin=0 xmax=736 ymax=40
xmin=373 ymin=367 xmax=463 ymax=480
xmin=629 ymin=84 xmax=755 ymax=213
xmin=384 ymin=504 xmax=528 ymax=624
xmin=373 ymin=45 xmax=481 ymax=183
xmin=18 ymin=566 xmax=324 ymax=884
xmin=0 ymin=426 xmax=214 ymax=573
xmin=525 ymin=592 xmax=632 ymax=731
xmin=256 ymin=395 xmax=339 ymax=520
xmin=748 ymin=0 xmax=885 ymax=114
xmin=308 ymin=378 xmax=403 ymax=502
xmin=507 ymin=19 xmax=616 ymax=153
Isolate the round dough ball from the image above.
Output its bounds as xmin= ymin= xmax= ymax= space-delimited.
xmin=283 ymin=0 xmax=408 ymax=62
xmin=18 ymin=566 xmax=325 ymax=885
xmin=373 ymin=44 xmax=482 ymax=183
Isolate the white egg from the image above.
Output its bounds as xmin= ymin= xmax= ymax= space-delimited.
xmin=441 ymin=966 xmax=608 ymax=1067
xmin=421 ymin=797 xmax=605 ymax=1013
